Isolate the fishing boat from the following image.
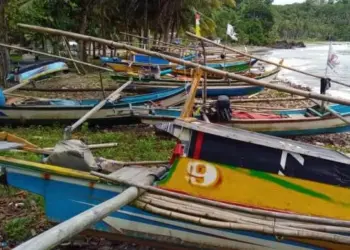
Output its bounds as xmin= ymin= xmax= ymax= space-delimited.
xmin=173 ymin=58 xmax=258 ymax=78
xmin=1 ymin=119 xmax=350 ymax=249
xmin=0 ymin=85 xmax=188 ymax=126
xmin=103 ymin=53 xmax=197 ymax=74
xmin=139 ymin=103 xmax=350 ymax=136
xmin=6 ymin=59 xmax=69 ymax=84
xmin=122 ymin=63 xmax=280 ymax=97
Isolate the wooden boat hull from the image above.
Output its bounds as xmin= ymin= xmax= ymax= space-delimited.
xmin=7 ymin=60 xmax=69 ymax=84
xmin=106 ymin=61 xmax=173 ymax=73
xmin=0 ymin=86 xmax=187 ymax=126
xmin=0 ymin=156 xmax=347 ymax=249
xmin=173 ymin=59 xmax=257 ymax=78
xmin=125 ymin=65 xmax=279 ymax=97
xmin=157 ymin=119 xmax=350 ymax=191
xmin=158 ymin=157 xmax=350 ymax=221
xmin=140 ymin=104 xmax=350 ymax=136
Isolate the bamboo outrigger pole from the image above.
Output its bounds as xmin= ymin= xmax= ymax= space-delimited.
xmin=185 ymin=32 xmax=350 ymax=88
xmin=17 ymin=24 xmax=350 ymax=106
xmin=14 ymin=167 xmax=166 ymax=250
xmin=63 ymin=79 xmax=133 ymax=139
xmin=0 ymin=43 xmax=113 ymax=73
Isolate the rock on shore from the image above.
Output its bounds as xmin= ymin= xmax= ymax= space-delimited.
xmin=270 ymin=40 xmax=306 ymax=49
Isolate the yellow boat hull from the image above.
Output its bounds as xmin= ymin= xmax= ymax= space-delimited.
xmin=158 ymin=157 xmax=350 ymax=221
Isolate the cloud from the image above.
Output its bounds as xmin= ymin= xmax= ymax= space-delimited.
xmin=273 ymin=0 xmax=305 ymax=5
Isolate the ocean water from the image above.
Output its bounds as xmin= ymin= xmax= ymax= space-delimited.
xmin=256 ymin=42 xmax=350 ymax=99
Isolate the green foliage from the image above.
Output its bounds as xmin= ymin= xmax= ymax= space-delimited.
xmin=273 ymin=1 xmax=350 ymax=41
xmin=4 ymin=0 xmax=277 ymax=46
xmin=0 ymin=125 xmax=175 ymax=161
xmin=4 ymin=217 xmax=34 ymax=242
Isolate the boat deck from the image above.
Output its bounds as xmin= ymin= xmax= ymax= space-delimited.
xmin=0 ymin=141 xmax=23 ymax=151
xmin=107 ymin=165 xmax=165 ymax=185
xmin=172 ymin=119 xmax=350 ymax=164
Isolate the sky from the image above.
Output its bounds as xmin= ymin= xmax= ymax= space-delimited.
xmin=273 ymin=0 xmax=305 ymax=5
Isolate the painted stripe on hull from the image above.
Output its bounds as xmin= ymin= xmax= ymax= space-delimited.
xmin=1 ymin=166 xmax=321 ymax=249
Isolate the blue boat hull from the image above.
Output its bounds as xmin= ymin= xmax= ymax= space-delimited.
xmin=132 ymin=85 xmax=264 ymax=97
xmin=0 ymin=163 xmax=322 ymax=250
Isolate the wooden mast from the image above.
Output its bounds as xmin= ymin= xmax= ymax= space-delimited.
xmin=16 ymin=24 xmax=350 ymax=106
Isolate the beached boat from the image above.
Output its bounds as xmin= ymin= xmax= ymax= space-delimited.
xmin=0 ymin=85 xmax=188 ymax=126
xmin=140 ymin=103 xmax=350 ymax=136
xmin=6 ymin=59 xmax=69 ymax=84
xmin=1 ymin=119 xmax=350 ymax=249
xmin=121 ymin=64 xmax=280 ymax=97
xmin=173 ymin=58 xmax=258 ymax=78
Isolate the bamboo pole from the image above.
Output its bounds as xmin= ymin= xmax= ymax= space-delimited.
xmin=3 ymin=80 xmax=34 ymax=94
xmin=0 ymin=43 xmax=113 ymax=73
xmin=63 ymin=79 xmax=132 ymax=139
xmin=134 ymin=201 xmax=350 ymax=244
xmin=4 ymin=93 xmax=51 ymax=100
xmin=228 ymin=97 xmax=307 ymax=103
xmin=230 ymin=105 xmax=293 ymax=111
xmin=141 ymin=193 xmax=350 ymax=234
xmin=91 ymin=171 xmax=350 ymax=227
xmin=63 ymin=36 xmax=82 ymax=75
xmin=17 ymin=87 xmax=119 ymax=92
xmin=185 ymin=32 xmax=350 ymax=88
xmin=44 ymin=142 xmax=118 ymax=151
xmin=107 ymin=160 xmax=168 ymax=166
xmin=16 ymin=24 xmax=350 ymax=106
xmin=200 ymin=41 xmax=207 ymax=104
xmin=14 ymin=167 xmax=166 ymax=250
xmin=138 ymin=195 xmax=350 ymax=234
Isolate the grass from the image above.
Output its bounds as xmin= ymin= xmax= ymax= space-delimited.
xmin=0 ymin=123 xmax=175 ymax=243
xmin=0 ymin=123 xmax=175 ymax=161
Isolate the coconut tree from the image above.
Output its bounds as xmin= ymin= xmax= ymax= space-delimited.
xmin=0 ymin=0 xmax=9 ymax=87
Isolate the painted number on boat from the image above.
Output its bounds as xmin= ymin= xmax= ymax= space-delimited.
xmin=186 ymin=160 xmax=220 ymax=187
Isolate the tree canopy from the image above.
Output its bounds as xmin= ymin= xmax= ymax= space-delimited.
xmin=273 ymin=0 xmax=350 ymax=41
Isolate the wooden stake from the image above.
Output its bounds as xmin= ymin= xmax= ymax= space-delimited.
xmin=185 ymin=32 xmax=350 ymax=88
xmin=99 ymin=72 xmax=106 ymax=99
xmin=63 ymin=36 xmax=82 ymax=75
xmin=16 ymin=24 xmax=350 ymax=106
xmin=180 ymin=69 xmax=202 ymax=118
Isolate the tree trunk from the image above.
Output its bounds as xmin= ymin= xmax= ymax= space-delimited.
xmin=79 ymin=1 xmax=92 ymax=62
xmin=170 ymin=19 xmax=176 ymax=44
xmin=92 ymin=42 xmax=96 ymax=58
xmin=0 ymin=0 xmax=10 ymax=87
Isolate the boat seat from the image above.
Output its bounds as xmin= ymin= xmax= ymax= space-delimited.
xmin=306 ymin=107 xmax=323 ymax=117
xmin=5 ymin=97 xmax=21 ymax=106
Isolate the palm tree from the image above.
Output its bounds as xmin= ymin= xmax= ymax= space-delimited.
xmin=0 ymin=0 xmax=9 ymax=87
